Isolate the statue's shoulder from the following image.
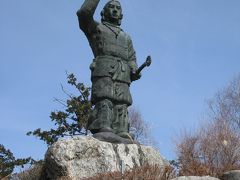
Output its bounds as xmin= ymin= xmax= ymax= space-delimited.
xmin=121 ymin=30 xmax=132 ymax=42
xmin=124 ymin=31 xmax=131 ymax=39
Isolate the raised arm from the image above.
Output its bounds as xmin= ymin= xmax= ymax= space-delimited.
xmin=76 ymin=0 xmax=100 ymax=33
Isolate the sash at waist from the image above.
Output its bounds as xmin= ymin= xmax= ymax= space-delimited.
xmin=90 ymin=56 xmax=131 ymax=84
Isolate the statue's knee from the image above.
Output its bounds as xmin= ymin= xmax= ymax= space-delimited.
xmin=98 ymin=99 xmax=113 ymax=111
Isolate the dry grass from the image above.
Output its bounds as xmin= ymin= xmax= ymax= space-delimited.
xmin=8 ymin=161 xmax=46 ymax=180
xmin=83 ymin=165 xmax=176 ymax=180
xmin=3 ymin=164 xmax=176 ymax=180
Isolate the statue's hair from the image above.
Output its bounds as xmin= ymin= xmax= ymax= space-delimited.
xmin=101 ymin=0 xmax=123 ymax=26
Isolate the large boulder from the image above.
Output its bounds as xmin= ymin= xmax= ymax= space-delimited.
xmin=44 ymin=136 xmax=168 ymax=180
xmin=221 ymin=170 xmax=240 ymax=180
xmin=171 ymin=176 xmax=220 ymax=180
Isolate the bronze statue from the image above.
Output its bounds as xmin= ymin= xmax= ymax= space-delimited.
xmin=77 ymin=0 xmax=151 ymax=143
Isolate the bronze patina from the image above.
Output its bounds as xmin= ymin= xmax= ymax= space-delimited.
xmin=77 ymin=0 xmax=150 ymax=143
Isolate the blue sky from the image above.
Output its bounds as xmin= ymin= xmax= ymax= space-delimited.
xmin=1 ymin=0 xmax=240 ymax=163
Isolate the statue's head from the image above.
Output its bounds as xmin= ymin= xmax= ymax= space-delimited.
xmin=101 ymin=0 xmax=123 ymax=26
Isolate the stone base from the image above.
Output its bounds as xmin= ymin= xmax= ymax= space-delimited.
xmin=221 ymin=170 xmax=240 ymax=180
xmin=44 ymin=136 xmax=168 ymax=179
xmin=171 ymin=176 xmax=220 ymax=180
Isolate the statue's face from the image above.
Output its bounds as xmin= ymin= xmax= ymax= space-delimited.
xmin=104 ymin=0 xmax=122 ymax=25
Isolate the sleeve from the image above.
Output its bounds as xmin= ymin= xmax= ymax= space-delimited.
xmin=127 ymin=37 xmax=138 ymax=73
xmin=76 ymin=0 xmax=100 ymax=34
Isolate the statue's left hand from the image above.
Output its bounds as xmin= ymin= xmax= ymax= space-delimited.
xmin=131 ymin=71 xmax=141 ymax=81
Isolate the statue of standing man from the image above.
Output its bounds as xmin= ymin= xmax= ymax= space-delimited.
xmin=77 ymin=0 xmax=148 ymax=142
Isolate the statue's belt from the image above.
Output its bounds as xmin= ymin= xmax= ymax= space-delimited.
xmin=92 ymin=55 xmax=130 ymax=81
xmin=94 ymin=55 xmax=128 ymax=62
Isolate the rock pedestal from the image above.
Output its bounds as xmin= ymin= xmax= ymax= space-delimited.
xmin=221 ymin=170 xmax=240 ymax=180
xmin=44 ymin=136 xmax=168 ymax=180
xmin=171 ymin=176 xmax=220 ymax=180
